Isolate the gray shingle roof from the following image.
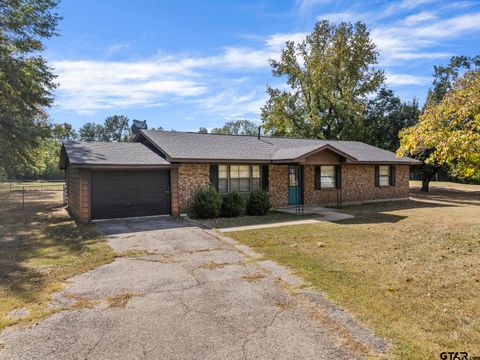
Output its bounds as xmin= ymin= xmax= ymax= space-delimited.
xmin=139 ymin=130 xmax=420 ymax=164
xmin=61 ymin=141 xmax=171 ymax=167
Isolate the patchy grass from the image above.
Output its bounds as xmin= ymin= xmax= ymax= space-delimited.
xmin=198 ymin=211 xmax=319 ymax=229
xmin=106 ymin=292 xmax=138 ymax=308
xmin=0 ymin=191 xmax=115 ymax=330
xmin=227 ymin=185 xmax=480 ymax=359
xmin=0 ymin=181 xmax=65 ymax=192
xmin=243 ymin=272 xmax=267 ymax=282
xmin=410 ymin=180 xmax=480 ymax=192
xmin=197 ymin=261 xmax=229 ymax=270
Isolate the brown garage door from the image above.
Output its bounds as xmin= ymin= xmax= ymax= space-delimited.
xmin=91 ymin=170 xmax=170 ymax=220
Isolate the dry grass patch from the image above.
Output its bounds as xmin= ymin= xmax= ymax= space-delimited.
xmin=243 ymin=272 xmax=267 ymax=282
xmin=0 ymin=191 xmax=115 ymax=330
xmin=106 ymin=292 xmax=139 ymax=308
xmin=228 ymin=185 xmax=480 ymax=359
xmin=197 ymin=261 xmax=229 ymax=270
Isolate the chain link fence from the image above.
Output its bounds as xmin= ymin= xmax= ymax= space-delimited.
xmin=0 ymin=180 xmax=66 ymax=208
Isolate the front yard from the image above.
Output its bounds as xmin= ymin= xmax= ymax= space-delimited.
xmin=0 ymin=190 xmax=115 ymax=330
xmin=226 ymin=182 xmax=480 ymax=359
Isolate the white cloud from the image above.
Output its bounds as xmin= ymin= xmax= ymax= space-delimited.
xmin=192 ymin=88 xmax=267 ymax=119
xmin=53 ymin=59 xmax=207 ymax=114
xmin=385 ymin=72 xmax=431 ymax=86
xmin=317 ymin=12 xmax=361 ymax=22
xmin=371 ymin=12 xmax=480 ymax=64
xmin=52 ymin=30 xmax=311 ymax=115
xmin=296 ymin=0 xmax=331 ymax=13
xmin=106 ymin=43 xmax=131 ymax=55
xmin=404 ymin=11 xmax=436 ymax=24
xmin=265 ymin=32 xmax=307 ymax=50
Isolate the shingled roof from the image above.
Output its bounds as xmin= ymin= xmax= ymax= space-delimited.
xmin=60 ymin=141 xmax=171 ymax=169
xmin=138 ymin=130 xmax=420 ymax=164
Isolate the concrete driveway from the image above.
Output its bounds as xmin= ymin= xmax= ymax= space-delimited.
xmin=0 ymin=217 xmax=385 ymax=359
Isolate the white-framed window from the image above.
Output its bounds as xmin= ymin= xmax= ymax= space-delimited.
xmin=320 ymin=165 xmax=335 ymax=188
xmin=217 ymin=164 xmax=262 ymax=193
xmin=218 ymin=165 xmax=228 ymax=193
xmin=252 ymin=165 xmax=261 ymax=191
xmin=379 ymin=165 xmax=390 ymax=186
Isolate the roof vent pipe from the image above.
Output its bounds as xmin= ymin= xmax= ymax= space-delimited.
xmin=257 ymin=126 xmax=261 ymax=139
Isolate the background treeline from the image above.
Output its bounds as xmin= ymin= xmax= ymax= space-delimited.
xmin=1 ymin=1 xmax=478 ymax=189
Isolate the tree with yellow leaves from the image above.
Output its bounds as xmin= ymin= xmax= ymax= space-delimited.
xmin=398 ymin=69 xmax=480 ymax=191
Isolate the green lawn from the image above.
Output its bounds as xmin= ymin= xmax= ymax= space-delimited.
xmin=226 ymin=184 xmax=480 ymax=359
xmin=0 ymin=190 xmax=115 ymax=330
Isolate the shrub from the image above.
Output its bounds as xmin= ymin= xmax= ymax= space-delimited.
xmin=193 ymin=186 xmax=222 ymax=218
xmin=246 ymin=189 xmax=271 ymax=216
xmin=221 ymin=190 xmax=245 ymax=217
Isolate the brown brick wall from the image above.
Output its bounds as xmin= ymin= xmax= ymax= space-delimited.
xmin=170 ymin=168 xmax=180 ymax=217
xmin=267 ymin=164 xmax=410 ymax=207
xmin=177 ymin=163 xmax=210 ymax=213
xmin=267 ymin=164 xmax=289 ymax=208
xmin=174 ymin=163 xmax=410 ymax=212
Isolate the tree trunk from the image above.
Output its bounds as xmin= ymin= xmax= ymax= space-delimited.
xmin=421 ymin=166 xmax=439 ymax=192
xmin=421 ymin=172 xmax=431 ymax=192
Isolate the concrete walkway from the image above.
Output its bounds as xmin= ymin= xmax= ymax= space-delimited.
xmin=218 ymin=208 xmax=353 ymax=233
xmin=218 ymin=218 xmax=324 ymax=233
xmin=0 ymin=217 xmax=384 ymax=360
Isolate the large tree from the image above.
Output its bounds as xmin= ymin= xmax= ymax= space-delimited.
xmin=79 ymin=115 xmax=133 ymax=142
xmin=426 ymin=55 xmax=480 ymax=106
xmin=52 ymin=122 xmax=77 ymax=141
xmin=102 ymin=115 xmax=131 ymax=141
xmin=0 ymin=0 xmax=61 ymax=177
xmin=398 ymin=55 xmax=480 ymax=191
xmin=398 ymin=69 xmax=480 ymax=191
xmin=209 ymin=119 xmax=259 ymax=136
xmin=79 ymin=122 xmax=104 ymax=141
xmin=364 ymin=88 xmax=420 ymax=152
xmin=261 ymin=20 xmax=384 ymax=140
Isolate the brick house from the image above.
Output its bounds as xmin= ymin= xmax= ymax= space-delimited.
xmin=60 ymin=130 xmax=420 ymax=223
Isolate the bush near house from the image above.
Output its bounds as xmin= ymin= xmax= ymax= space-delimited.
xmin=193 ymin=187 xmax=222 ymax=218
xmin=221 ymin=190 xmax=245 ymax=217
xmin=247 ymin=189 xmax=271 ymax=216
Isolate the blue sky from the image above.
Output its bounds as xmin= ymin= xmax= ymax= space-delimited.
xmin=46 ymin=0 xmax=480 ymax=131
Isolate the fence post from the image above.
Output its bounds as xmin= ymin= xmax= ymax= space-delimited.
xmin=22 ymin=186 xmax=25 ymax=208
xmin=40 ymin=180 xmax=43 ymax=191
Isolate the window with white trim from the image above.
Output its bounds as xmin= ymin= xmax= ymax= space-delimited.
xmin=379 ymin=165 xmax=390 ymax=186
xmin=218 ymin=165 xmax=228 ymax=193
xmin=218 ymin=165 xmax=261 ymax=193
xmin=320 ymin=165 xmax=335 ymax=188
xmin=251 ymin=165 xmax=261 ymax=191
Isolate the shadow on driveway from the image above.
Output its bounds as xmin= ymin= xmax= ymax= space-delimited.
xmin=93 ymin=216 xmax=189 ymax=235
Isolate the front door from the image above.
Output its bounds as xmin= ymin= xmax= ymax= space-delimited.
xmin=288 ymin=165 xmax=301 ymax=205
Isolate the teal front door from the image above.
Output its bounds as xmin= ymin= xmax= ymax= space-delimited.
xmin=288 ymin=165 xmax=301 ymax=205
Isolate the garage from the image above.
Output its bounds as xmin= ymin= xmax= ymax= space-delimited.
xmin=60 ymin=142 xmax=175 ymax=223
xmin=91 ymin=170 xmax=171 ymax=220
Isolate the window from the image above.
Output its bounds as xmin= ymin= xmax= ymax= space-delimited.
xmin=217 ymin=164 xmax=262 ymax=193
xmin=289 ymin=167 xmax=298 ymax=186
xmin=252 ymin=165 xmax=261 ymax=190
xmin=317 ymin=165 xmax=335 ymax=188
xmin=218 ymin=165 xmax=228 ymax=193
xmin=379 ymin=165 xmax=390 ymax=186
